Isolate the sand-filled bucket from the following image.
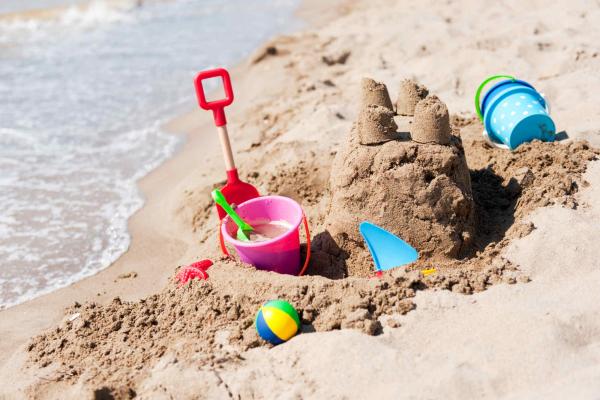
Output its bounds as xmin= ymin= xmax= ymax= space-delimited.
xmin=476 ymin=75 xmax=555 ymax=150
xmin=220 ymin=195 xmax=310 ymax=275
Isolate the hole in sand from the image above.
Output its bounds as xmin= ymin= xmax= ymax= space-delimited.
xmin=424 ymin=171 xmax=435 ymax=183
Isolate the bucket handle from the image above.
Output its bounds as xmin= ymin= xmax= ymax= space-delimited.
xmin=218 ymin=213 xmax=312 ymax=277
xmin=475 ymin=75 xmax=516 ymax=122
xmin=298 ymin=213 xmax=311 ymax=276
xmin=219 ymin=223 xmax=229 ymax=257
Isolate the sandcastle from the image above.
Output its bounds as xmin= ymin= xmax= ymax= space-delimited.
xmin=320 ymin=78 xmax=475 ymax=277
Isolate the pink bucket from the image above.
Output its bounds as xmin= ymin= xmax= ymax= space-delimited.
xmin=220 ymin=196 xmax=310 ymax=275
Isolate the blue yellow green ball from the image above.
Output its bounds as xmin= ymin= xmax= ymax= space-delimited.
xmin=255 ymin=300 xmax=300 ymax=345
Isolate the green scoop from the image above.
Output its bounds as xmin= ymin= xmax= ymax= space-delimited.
xmin=211 ymin=189 xmax=254 ymax=242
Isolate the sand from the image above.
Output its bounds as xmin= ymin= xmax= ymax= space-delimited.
xmin=2 ymin=0 xmax=600 ymax=398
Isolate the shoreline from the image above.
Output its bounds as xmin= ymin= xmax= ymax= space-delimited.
xmin=0 ymin=0 xmax=349 ymax=380
xmin=0 ymin=0 xmax=308 ymax=312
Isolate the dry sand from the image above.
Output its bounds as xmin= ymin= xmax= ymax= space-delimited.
xmin=1 ymin=0 xmax=600 ymax=398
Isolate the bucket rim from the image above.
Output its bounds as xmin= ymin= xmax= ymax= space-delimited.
xmin=221 ymin=195 xmax=303 ymax=248
xmin=481 ymin=79 xmax=535 ymax=116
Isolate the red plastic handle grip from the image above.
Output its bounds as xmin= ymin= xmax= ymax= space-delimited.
xmin=194 ymin=68 xmax=234 ymax=127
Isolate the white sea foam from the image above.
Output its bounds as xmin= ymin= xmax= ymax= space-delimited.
xmin=58 ymin=1 xmax=134 ymax=26
xmin=0 ymin=0 xmax=299 ymax=309
xmin=0 ymin=1 xmax=136 ymax=47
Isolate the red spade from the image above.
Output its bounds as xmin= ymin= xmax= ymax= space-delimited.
xmin=194 ymin=68 xmax=259 ymax=219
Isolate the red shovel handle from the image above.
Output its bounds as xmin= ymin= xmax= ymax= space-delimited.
xmin=218 ymin=213 xmax=312 ymax=277
xmin=194 ymin=68 xmax=234 ymax=127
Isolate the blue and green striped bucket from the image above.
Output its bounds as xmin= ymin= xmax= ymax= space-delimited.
xmin=475 ymin=75 xmax=556 ymax=150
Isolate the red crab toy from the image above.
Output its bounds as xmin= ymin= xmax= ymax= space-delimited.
xmin=175 ymin=259 xmax=213 ymax=287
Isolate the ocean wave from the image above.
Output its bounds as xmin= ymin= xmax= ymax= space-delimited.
xmin=0 ymin=0 xmax=137 ymax=39
xmin=0 ymin=122 xmax=179 ymax=310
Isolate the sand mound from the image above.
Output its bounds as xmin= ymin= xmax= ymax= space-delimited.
xmin=27 ymin=261 xmax=418 ymax=391
xmin=396 ymin=79 xmax=429 ymax=116
xmin=360 ymin=78 xmax=393 ymax=111
xmin=28 ymin=258 xmax=522 ymax=394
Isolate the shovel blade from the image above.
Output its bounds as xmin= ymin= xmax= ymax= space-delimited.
xmin=359 ymin=222 xmax=418 ymax=272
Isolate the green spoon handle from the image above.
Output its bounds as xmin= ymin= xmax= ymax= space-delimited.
xmin=211 ymin=189 xmax=253 ymax=231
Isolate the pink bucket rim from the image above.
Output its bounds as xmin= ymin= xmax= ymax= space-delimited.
xmin=221 ymin=195 xmax=303 ymax=248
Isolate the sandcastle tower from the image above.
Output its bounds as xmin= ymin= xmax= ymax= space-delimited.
xmin=318 ymin=78 xmax=475 ymax=278
xmin=357 ymin=105 xmax=397 ymax=145
xmin=411 ymin=95 xmax=452 ymax=145
xmin=396 ymin=79 xmax=428 ymax=116
xmin=361 ymin=78 xmax=394 ymax=111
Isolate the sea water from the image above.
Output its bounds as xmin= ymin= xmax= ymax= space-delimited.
xmin=0 ymin=0 xmax=299 ymax=309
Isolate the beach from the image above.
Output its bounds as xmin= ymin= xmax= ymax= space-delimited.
xmin=1 ymin=0 xmax=600 ymax=398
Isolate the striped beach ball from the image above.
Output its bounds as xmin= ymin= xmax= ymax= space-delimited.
xmin=255 ymin=300 xmax=301 ymax=345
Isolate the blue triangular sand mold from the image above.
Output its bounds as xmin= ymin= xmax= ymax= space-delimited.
xmin=359 ymin=222 xmax=419 ymax=272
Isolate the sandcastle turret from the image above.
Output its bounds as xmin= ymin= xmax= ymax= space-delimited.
xmin=361 ymin=78 xmax=393 ymax=111
xmin=396 ymin=79 xmax=428 ymax=116
xmin=357 ymin=105 xmax=398 ymax=145
xmin=411 ymin=95 xmax=452 ymax=145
